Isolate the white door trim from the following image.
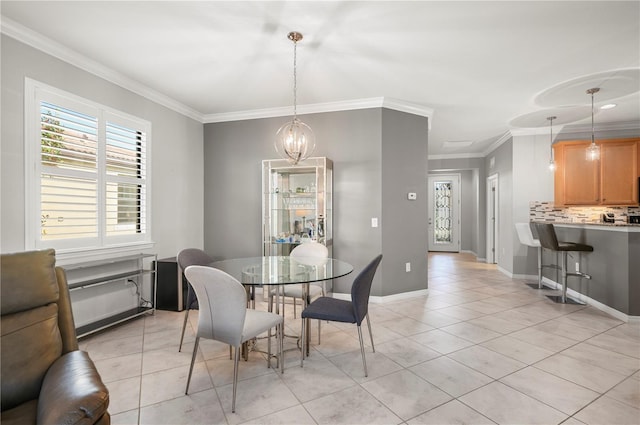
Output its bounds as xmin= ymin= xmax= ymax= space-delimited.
xmin=486 ymin=173 xmax=499 ymax=264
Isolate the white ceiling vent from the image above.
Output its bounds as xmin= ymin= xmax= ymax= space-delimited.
xmin=443 ymin=141 xmax=474 ymax=149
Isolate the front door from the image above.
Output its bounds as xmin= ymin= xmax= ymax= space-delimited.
xmin=428 ymin=175 xmax=460 ymax=252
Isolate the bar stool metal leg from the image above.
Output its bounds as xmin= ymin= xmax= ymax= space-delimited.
xmin=537 ymin=246 xmax=543 ymax=289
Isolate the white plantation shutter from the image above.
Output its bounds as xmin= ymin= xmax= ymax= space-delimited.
xmin=105 ymin=119 xmax=147 ymax=237
xmin=27 ymin=80 xmax=151 ymax=252
xmin=40 ymin=101 xmax=99 ymax=241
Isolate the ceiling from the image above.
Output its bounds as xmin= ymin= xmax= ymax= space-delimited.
xmin=2 ymin=1 xmax=639 ymax=157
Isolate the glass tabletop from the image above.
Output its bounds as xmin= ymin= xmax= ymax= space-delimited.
xmin=209 ymin=256 xmax=353 ymax=286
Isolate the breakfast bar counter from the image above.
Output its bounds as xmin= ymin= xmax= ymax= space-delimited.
xmin=538 ymin=222 xmax=640 ymax=317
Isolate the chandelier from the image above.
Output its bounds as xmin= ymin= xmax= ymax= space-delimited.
xmin=585 ymin=87 xmax=600 ymax=161
xmin=275 ymin=32 xmax=316 ymax=165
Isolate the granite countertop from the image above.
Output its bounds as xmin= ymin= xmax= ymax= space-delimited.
xmin=532 ymin=220 xmax=640 ymax=232
xmin=550 ymin=220 xmax=640 ymax=227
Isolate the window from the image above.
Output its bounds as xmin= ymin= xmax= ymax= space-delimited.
xmin=26 ymin=79 xmax=151 ymax=253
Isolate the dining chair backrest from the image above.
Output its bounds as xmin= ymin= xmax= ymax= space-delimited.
xmin=184 ymin=265 xmax=247 ymax=347
xmin=177 ymin=248 xmax=213 ymax=271
xmin=351 ymin=254 xmax=383 ymax=325
xmin=290 ymin=242 xmax=329 ymax=258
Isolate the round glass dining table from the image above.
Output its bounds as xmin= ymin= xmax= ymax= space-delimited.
xmin=209 ymin=255 xmax=354 ymax=286
xmin=209 ymin=255 xmax=354 ymax=358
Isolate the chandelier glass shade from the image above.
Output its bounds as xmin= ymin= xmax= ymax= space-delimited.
xmin=275 ymin=118 xmax=315 ymax=164
xmin=586 ymin=87 xmax=600 ymax=161
xmin=275 ymin=31 xmax=315 ymax=165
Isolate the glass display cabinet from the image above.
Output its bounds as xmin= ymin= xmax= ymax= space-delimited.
xmin=262 ymin=157 xmax=332 ymax=256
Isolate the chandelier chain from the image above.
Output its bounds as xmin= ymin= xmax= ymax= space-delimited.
xmin=293 ymin=37 xmax=298 ymax=118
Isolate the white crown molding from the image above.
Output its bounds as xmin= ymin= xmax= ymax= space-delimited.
xmin=481 ymin=130 xmax=513 ymax=156
xmin=561 ymin=120 xmax=640 ymax=134
xmin=509 ymin=124 xmax=567 ymax=137
xmin=203 ymin=97 xmax=434 ymax=127
xmin=1 ymin=16 xmax=204 ymax=122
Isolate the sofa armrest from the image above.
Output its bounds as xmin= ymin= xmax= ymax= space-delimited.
xmin=37 ymin=351 xmax=109 ymax=425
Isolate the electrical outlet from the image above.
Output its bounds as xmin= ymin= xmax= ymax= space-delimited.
xmin=575 ymin=262 xmax=580 ymax=272
xmin=371 ymin=218 xmax=378 ymax=228
xmin=405 ymin=262 xmax=411 ymax=272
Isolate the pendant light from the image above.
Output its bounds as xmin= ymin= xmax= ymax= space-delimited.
xmin=275 ymin=32 xmax=316 ymax=165
xmin=586 ymin=87 xmax=600 ymax=161
xmin=547 ymin=116 xmax=556 ymax=171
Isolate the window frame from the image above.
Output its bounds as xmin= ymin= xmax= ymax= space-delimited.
xmin=25 ymin=78 xmax=153 ymax=256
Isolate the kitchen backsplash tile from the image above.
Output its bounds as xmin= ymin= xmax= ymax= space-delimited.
xmin=530 ymin=201 xmax=640 ymax=224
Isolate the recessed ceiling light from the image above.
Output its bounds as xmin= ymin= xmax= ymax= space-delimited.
xmin=600 ymin=103 xmax=617 ymax=110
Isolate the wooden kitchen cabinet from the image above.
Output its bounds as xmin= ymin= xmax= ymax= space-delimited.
xmin=554 ymin=138 xmax=639 ymax=206
xmin=600 ymin=140 xmax=638 ymax=205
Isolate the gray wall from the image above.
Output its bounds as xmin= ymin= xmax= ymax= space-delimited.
xmin=543 ymin=226 xmax=640 ymax=315
xmin=204 ymin=108 xmax=429 ymax=297
xmin=381 ymin=109 xmax=429 ymax=296
xmin=1 ymin=35 xmax=204 ymax=259
xmin=511 ymin=133 xmax=555 ymax=276
xmin=485 ymin=138 xmax=513 ymax=273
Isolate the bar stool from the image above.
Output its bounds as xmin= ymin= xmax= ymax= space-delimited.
xmin=533 ymin=222 xmax=593 ymax=304
xmin=515 ymin=222 xmax=545 ymax=289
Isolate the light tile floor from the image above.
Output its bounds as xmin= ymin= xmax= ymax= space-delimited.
xmin=79 ymin=252 xmax=640 ymax=425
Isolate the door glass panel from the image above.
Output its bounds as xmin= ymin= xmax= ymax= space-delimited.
xmin=434 ymin=181 xmax=452 ymax=244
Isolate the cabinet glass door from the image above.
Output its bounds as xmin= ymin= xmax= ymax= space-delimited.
xmin=262 ymin=157 xmax=332 ymax=256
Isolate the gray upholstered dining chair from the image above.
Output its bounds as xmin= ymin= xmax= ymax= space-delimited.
xmin=300 ymin=254 xmax=382 ymax=377
xmin=177 ymin=248 xmax=213 ymax=352
xmin=184 ymin=265 xmax=283 ymax=413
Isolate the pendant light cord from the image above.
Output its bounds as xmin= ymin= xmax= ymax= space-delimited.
xmin=591 ymin=91 xmax=595 ymax=145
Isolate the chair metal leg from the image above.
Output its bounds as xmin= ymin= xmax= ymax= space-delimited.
xmin=357 ymin=325 xmax=368 ymax=377
xmin=279 ymin=323 xmax=284 ymax=374
xmin=232 ymin=344 xmax=240 ymax=413
xmin=185 ymin=336 xmax=199 ymax=394
xmin=179 ymin=308 xmax=190 ymax=352
xmin=267 ymin=326 xmax=272 ymax=369
xmin=300 ymin=316 xmax=306 ymax=368
xmin=561 ymin=251 xmax=568 ymax=303
xmin=365 ymin=313 xmax=375 ymax=353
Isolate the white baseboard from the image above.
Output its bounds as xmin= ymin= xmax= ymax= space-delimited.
xmin=497 ymin=266 xmax=513 ymax=278
xmin=512 ymin=273 xmax=538 ymax=281
xmin=541 ymin=277 xmax=637 ymax=322
xmin=332 ymin=288 xmax=429 ymax=304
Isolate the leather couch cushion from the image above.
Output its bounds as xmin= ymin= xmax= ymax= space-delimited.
xmin=1 ymin=249 xmax=58 ymax=315
xmin=1 ymin=304 xmax=62 ymax=410
xmin=38 ymin=351 xmax=109 ymax=425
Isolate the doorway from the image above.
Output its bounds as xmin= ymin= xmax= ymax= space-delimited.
xmin=486 ymin=173 xmax=499 ymax=264
xmin=428 ymin=174 xmax=460 ymax=252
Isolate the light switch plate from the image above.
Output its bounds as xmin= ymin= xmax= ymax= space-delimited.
xmin=371 ymin=218 xmax=378 ymax=228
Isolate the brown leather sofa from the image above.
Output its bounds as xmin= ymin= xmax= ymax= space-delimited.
xmin=1 ymin=249 xmax=110 ymax=425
